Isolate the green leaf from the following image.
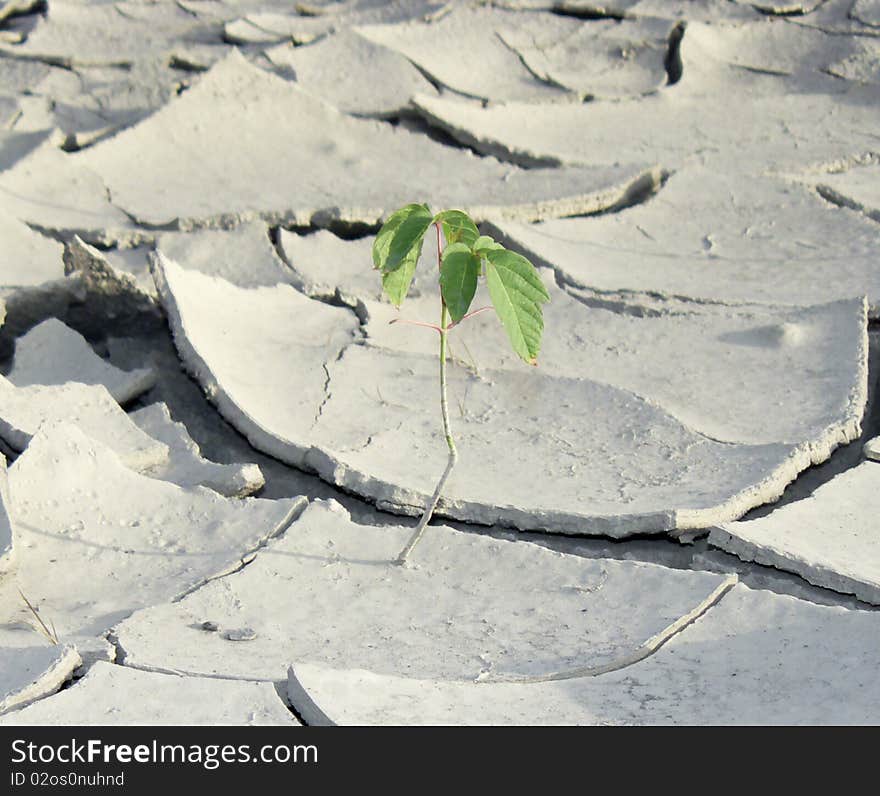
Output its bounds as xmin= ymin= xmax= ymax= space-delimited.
xmin=439 ymin=243 xmax=480 ymax=323
xmin=433 ymin=209 xmax=479 ymax=248
xmin=381 ymin=248 xmax=420 ymax=307
xmin=474 ymin=234 xmax=503 ymax=254
xmin=372 ymin=205 xmax=411 ymax=269
xmin=484 ymin=249 xmax=550 ymax=364
xmin=372 ymin=203 xmax=432 ymax=273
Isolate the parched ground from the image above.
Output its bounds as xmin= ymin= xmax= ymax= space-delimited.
xmin=1 ymin=0 xmax=879 ymax=725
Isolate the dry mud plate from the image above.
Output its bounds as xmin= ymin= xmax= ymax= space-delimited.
xmin=0 ymin=0 xmax=879 ymax=726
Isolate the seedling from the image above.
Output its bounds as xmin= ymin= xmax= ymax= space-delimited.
xmin=372 ymin=205 xmax=549 ymax=564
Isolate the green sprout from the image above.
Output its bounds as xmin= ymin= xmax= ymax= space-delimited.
xmin=372 ymin=204 xmax=550 ymax=564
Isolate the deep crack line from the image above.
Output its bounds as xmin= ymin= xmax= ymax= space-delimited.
xmin=287 ymin=669 xmax=334 ymax=726
xmin=409 ymin=95 xmax=564 ymax=168
xmin=284 ymin=575 xmax=739 ymax=726
xmin=172 ymin=497 xmax=309 ymax=604
xmin=815 ymin=183 xmax=880 ymax=224
xmin=495 ymin=30 xmax=575 ymax=96
xmin=313 ymin=361 xmax=332 ymax=428
xmin=664 ymin=20 xmax=686 ymax=86
xmin=549 ymin=3 xmax=630 ymax=22
xmin=479 ymin=574 xmax=738 ymax=683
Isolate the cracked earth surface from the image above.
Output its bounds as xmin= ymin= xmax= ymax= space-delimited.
xmin=0 ymin=0 xmax=879 ymax=725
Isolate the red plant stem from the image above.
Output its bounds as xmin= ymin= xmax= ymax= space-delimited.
xmin=446 ymin=305 xmax=492 ymax=330
xmin=389 ymin=318 xmax=443 ymax=333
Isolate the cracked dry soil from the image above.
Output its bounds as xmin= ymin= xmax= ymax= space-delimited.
xmin=1 ymin=0 xmax=880 ymax=725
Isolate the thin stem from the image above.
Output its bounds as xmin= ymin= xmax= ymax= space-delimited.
xmin=446 ymin=305 xmax=492 ymax=330
xmin=395 ymin=305 xmax=457 ymax=565
xmin=389 ymin=318 xmax=443 ymax=333
xmin=396 ymin=224 xmax=458 ymax=565
xmin=435 ymin=222 xmax=443 ymax=271
xmin=392 ymin=306 xmax=492 ymax=334
xmin=18 ymin=589 xmax=59 ymax=645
